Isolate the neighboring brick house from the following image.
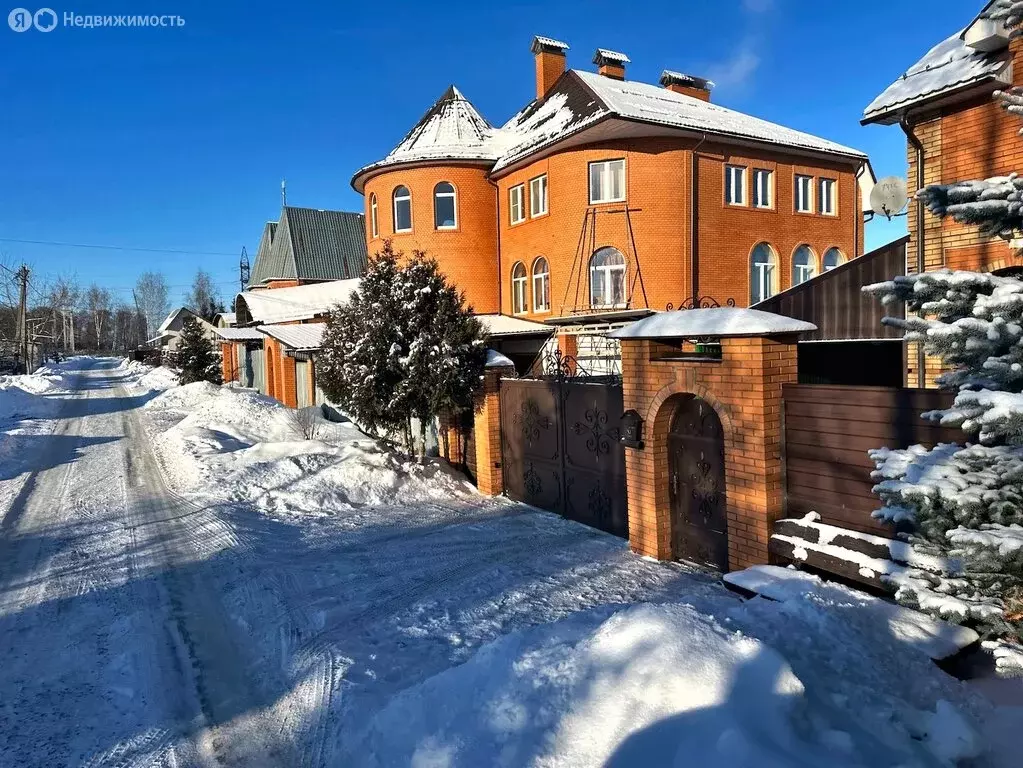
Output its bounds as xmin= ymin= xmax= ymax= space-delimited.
xmin=351 ymin=37 xmax=876 ymax=367
xmin=863 ymin=1 xmax=1023 ymax=386
xmin=220 ymin=206 xmax=368 ymax=406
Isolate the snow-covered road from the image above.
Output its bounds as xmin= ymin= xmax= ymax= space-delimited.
xmin=1 ymin=359 xmax=1015 ymax=767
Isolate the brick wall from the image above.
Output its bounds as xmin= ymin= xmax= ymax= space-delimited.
xmin=493 ymin=137 xmax=862 ymax=319
xmin=471 ymin=365 xmax=513 ymax=495
xmin=362 ymin=165 xmax=500 ymax=314
xmin=620 ymin=335 xmax=798 ymax=570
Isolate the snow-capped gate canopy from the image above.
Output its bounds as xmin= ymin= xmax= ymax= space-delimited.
xmin=608 ymin=308 xmax=817 ymax=340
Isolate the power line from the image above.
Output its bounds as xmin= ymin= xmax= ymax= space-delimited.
xmin=0 ymin=237 xmax=237 ymax=257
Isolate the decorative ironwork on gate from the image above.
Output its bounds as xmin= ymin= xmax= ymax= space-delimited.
xmin=499 ymin=373 xmax=628 ymax=538
xmin=665 ymin=296 xmax=737 ymax=312
xmin=523 ymin=340 xmax=622 ymax=383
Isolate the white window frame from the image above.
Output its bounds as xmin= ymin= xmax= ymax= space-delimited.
xmin=532 ymin=257 xmax=550 ymax=313
xmin=750 ymin=244 xmax=777 ymax=304
xmin=434 ymin=182 xmax=457 ymax=230
xmin=791 ymin=246 xmax=817 ymax=286
xmin=509 ymin=184 xmax=525 ymax=224
xmin=725 ymin=164 xmax=747 ymax=206
xmin=795 ymin=175 xmax=813 ymax=213
xmin=529 ymin=174 xmax=548 ymax=217
xmin=511 ymin=262 xmax=527 ymax=314
xmin=393 ymin=186 xmax=412 ymax=233
xmin=588 ymin=159 xmax=626 ymax=204
xmin=370 ymin=194 xmax=378 ymax=238
xmin=753 ymin=168 xmax=773 ymax=209
xmin=589 ymin=248 xmax=627 ymax=308
xmin=818 ymin=177 xmax=837 ymax=216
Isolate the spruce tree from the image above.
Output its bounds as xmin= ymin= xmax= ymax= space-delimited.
xmin=177 ymin=316 xmax=222 ymax=385
xmin=863 ymin=1 xmax=1023 ymax=641
xmin=316 ymin=243 xmax=488 ymax=459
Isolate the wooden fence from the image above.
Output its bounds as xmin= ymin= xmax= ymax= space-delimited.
xmin=783 ymin=384 xmax=958 ymax=535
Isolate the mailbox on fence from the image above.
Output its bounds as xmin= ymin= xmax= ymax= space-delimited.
xmin=620 ymin=410 xmax=644 ymax=449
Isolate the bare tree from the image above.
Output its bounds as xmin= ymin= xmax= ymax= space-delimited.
xmin=184 ymin=269 xmax=221 ymax=322
xmin=47 ymin=276 xmax=80 ymax=352
xmin=134 ymin=271 xmax=169 ymax=342
xmin=288 ymin=406 xmax=324 ymax=440
xmin=84 ymin=284 xmax=111 ymax=350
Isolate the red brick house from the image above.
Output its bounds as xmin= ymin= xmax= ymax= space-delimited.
xmin=863 ymin=1 xmax=1023 ymax=385
xmin=220 ymin=206 xmax=367 ymax=406
xmin=352 ymin=37 xmax=876 ymax=368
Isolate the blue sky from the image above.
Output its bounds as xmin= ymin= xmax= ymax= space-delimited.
xmin=0 ymin=0 xmax=975 ymax=307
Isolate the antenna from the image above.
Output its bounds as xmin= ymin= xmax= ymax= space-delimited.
xmin=281 ymin=178 xmax=287 ymax=207
xmin=869 ymin=176 xmax=909 ymax=220
xmin=240 ymin=246 xmax=250 ymax=292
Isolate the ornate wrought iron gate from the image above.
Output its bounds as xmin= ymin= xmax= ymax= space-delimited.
xmin=500 ymin=370 xmax=628 ymax=538
xmin=668 ymin=396 xmax=728 ymax=569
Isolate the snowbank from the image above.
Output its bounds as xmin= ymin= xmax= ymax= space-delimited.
xmin=352 ymin=602 xmax=978 ymax=767
xmin=0 ymin=358 xmax=83 ymax=422
xmin=117 ymin=359 xmax=178 ymax=392
xmin=145 ymin=383 xmax=477 ymax=511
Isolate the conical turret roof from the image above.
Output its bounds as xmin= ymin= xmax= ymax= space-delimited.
xmin=352 ymin=86 xmax=506 ymax=191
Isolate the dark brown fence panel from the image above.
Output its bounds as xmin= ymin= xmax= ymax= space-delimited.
xmin=783 ymin=384 xmax=958 ymax=535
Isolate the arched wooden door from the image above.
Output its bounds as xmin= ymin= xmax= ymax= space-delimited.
xmin=668 ymin=397 xmax=728 ymax=570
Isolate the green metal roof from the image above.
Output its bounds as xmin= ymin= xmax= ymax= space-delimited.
xmin=249 ymin=207 xmax=367 ymax=286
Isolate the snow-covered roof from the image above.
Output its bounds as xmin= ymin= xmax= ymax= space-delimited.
xmin=215 ymin=312 xmax=237 ymax=327
xmin=257 ymin=323 xmax=326 ymax=351
xmin=862 ymin=26 xmax=1010 ymax=124
xmin=353 ymin=69 xmax=869 ymax=191
xmin=593 ymin=48 xmax=630 ymax=65
xmin=157 ymin=307 xmax=200 ymax=334
xmin=476 ymin=313 xmax=554 ymax=338
xmin=351 ymin=86 xmax=505 ymax=190
xmin=214 ymin=327 xmax=264 ymax=342
xmin=607 ymin=308 xmax=817 ymax=339
xmin=485 ymin=348 xmax=516 ymax=368
xmin=235 ymin=279 xmax=361 ymax=325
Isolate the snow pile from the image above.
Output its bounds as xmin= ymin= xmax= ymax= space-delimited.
xmin=0 ymin=360 xmax=81 ymax=421
xmin=145 ymin=383 xmax=477 ymax=511
xmin=352 ymin=602 xmax=978 ymax=767
xmin=117 ymin=359 xmax=178 ymax=392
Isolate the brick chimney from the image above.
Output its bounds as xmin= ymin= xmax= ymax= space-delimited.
xmin=659 ymin=70 xmax=713 ymax=102
xmin=593 ymin=48 xmax=629 ymax=80
xmin=531 ymin=36 xmax=569 ymax=100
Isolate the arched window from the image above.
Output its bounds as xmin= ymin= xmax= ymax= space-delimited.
xmin=393 ymin=185 xmax=412 ymax=233
xmin=369 ymin=193 xmax=378 ymax=238
xmin=511 ymin=262 xmax=528 ymax=314
xmin=434 ymin=182 xmax=457 ymax=229
xmin=532 ymin=257 xmax=550 ymax=313
xmin=791 ymin=245 xmax=817 ymax=287
xmin=590 ymin=247 xmax=627 ymax=308
xmin=750 ymin=243 xmax=778 ymax=304
xmin=823 ymin=247 xmax=846 ymax=271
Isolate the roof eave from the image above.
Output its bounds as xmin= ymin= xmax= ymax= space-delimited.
xmin=350 ymin=156 xmax=498 ymax=194
xmin=862 ymin=72 xmax=1007 ymax=126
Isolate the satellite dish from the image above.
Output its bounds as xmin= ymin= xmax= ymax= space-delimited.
xmin=870 ymin=176 xmax=909 ymax=220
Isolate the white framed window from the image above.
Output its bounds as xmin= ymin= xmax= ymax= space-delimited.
xmin=511 ymin=261 xmax=527 ymax=314
xmin=795 ymin=175 xmax=813 ymax=213
xmin=532 ymin=257 xmax=550 ymax=312
xmin=750 ymin=242 xmax=777 ymax=304
xmin=529 ymin=174 xmax=548 ymax=217
xmin=753 ymin=168 xmax=773 ymax=208
xmin=792 ymin=245 xmax=817 ymax=286
xmin=588 ymin=159 xmax=626 ymax=204
xmin=393 ymin=185 xmax=412 ymax=232
xmin=589 ymin=247 xmax=627 ymax=308
xmin=823 ymin=247 xmax=846 ymax=271
xmin=369 ymin=193 xmax=378 ymax=238
xmin=725 ymin=164 xmax=747 ymax=206
xmin=509 ymin=184 xmax=525 ymax=224
xmin=433 ymin=182 xmax=457 ymax=229
xmin=818 ymin=178 xmax=836 ymax=215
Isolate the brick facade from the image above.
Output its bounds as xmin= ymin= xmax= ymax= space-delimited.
xmin=619 ymin=336 xmax=798 ymax=570
xmin=471 ymin=365 xmax=512 ymax=495
xmin=901 ymin=39 xmax=1023 ymax=386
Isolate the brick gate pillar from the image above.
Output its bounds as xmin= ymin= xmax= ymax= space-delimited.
xmin=474 ymin=362 xmax=514 ymax=495
xmin=612 ymin=309 xmax=811 ymax=571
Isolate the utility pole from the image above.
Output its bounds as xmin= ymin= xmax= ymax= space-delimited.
xmin=15 ymin=264 xmax=28 ymax=371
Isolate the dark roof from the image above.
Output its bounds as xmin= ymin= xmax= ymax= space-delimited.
xmin=253 ymin=221 xmax=277 ymax=274
xmin=752 ymin=237 xmax=909 ymax=342
xmin=249 ymin=207 xmax=368 ymax=285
